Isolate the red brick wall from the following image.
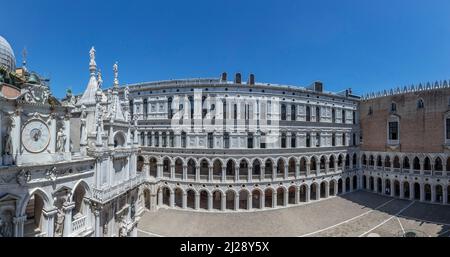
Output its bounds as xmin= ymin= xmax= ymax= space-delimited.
xmin=360 ymin=88 xmax=450 ymax=153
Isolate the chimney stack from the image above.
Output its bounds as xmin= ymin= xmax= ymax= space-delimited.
xmin=220 ymin=72 xmax=227 ymax=82
xmin=234 ymin=72 xmax=241 ymax=84
xmin=248 ymin=73 xmax=255 ymax=85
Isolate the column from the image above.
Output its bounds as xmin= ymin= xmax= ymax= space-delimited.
xmin=158 ymin=190 xmax=163 ymax=208
xmin=443 ymin=186 xmax=448 ymax=204
xmin=183 ymin=165 xmax=188 ymax=180
xmin=170 ymin=164 xmax=175 ymax=179
xmin=381 ymin=179 xmax=386 ymax=195
xmin=208 ymin=166 xmax=213 ymax=182
xmin=169 ymin=192 xmax=175 ymax=207
xmin=221 ymin=167 xmax=226 ymax=182
xmin=317 ymin=184 xmax=321 ymax=200
xmin=272 ymin=192 xmax=277 ymax=207
xmin=431 ymin=185 xmax=436 ymax=203
xmin=294 ymin=187 xmax=299 ymax=204
xmin=221 ymin=194 xmax=226 ymax=211
xmin=284 ymin=189 xmax=288 ymax=206
xmin=284 ymin=164 xmax=288 ymax=180
xmin=409 ymin=182 xmax=415 ymax=200
xmin=64 ymin=115 xmax=71 ymax=154
xmin=420 ymin=183 xmax=425 ymax=202
xmin=261 ymin=167 xmax=265 ymax=181
xmin=235 ymin=165 xmax=239 ymax=182
xmin=93 ymin=207 xmax=102 ymax=237
xmin=195 ymin=193 xmax=200 ymax=210
xmin=305 ymin=187 xmax=310 ymax=202
xmin=208 ymin=194 xmax=213 ymax=210
xmin=272 ymin=164 xmax=277 ymax=180
xmin=182 ymin=193 xmax=187 ymax=209
xmin=157 ymin=164 xmax=162 ymax=178
xmin=248 ymin=167 xmax=253 ymax=183
xmin=235 ymin=194 xmax=239 ymax=210
xmin=295 ymin=164 xmax=300 ymax=178
xmin=374 ymin=178 xmax=378 ymax=193
xmin=144 ymin=132 xmax=148 ymax=146
xmin=42 ymin=208 xmax=57 ymax=237
xmin=399 ymin=181 xmax=405 ymax=199
xmin=306 ymin=161 xmax=311 ymax=176
xmin=13 ymin=215 xmax=26 ymax=237
xmin=325 ymin=161 xmax=329 ymax=174
xmin=63 ymin=203 xmax=75 ymax=237
xmin=390 ymin=180 xmax=395 ymax=197
xmin=196 ymin=165 xmax=200 ymax=181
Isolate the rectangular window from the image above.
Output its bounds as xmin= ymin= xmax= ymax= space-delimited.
xmin=181 ymin=133 xmax=186 ymax=148
xmin=291 ymin=133 xmax=296 ymax=148
xmin=224 ymin=133 xmax=230 ymax=149
xmin=389 ymin=122 xmax=398 ymax=140
xmin=446 ymin=118 xmax=450 ymax=140
xmin=260 ymin=133 xmax=266 ymax=149
xmin=306 ymin=134 xmax=311 ymax=147
xmin=247 ymin=133 xmax=254 ymax=149
xmin=281 ymin=134 xmax=287 ymax=148
xmin=208 ymin=133 xmax=214 ymax=149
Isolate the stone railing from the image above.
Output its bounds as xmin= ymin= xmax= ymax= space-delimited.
xmin=71 ymin=216 xmax=86 ymax=236
xmin=92 ymin=175 xmax=146 ymax=203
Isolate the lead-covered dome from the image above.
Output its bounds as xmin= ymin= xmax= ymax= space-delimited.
xmin=0 ymin=36 xmax=16 ymax=72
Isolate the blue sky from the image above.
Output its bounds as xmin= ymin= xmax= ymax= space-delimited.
xmin=3 ymin=0 xmax=450 ymax=98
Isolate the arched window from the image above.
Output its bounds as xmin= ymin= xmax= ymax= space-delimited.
xmin=291 ymin=105 xmax=296 ymax=121
xmin=168 ymin=97 xmax=173 ymax=119
xmin=181 ymin=132 xmax=187 ymax=148
xmin=281 ymin=104 xmax=287 ymax=121
xmin=281 ymin=133 xmax=287 ymax=148
xmin=417 ymin=99 xmax=424 ymax=109
xmin=143 ymin=99 xmax=148 ymax=118
xmin=332 ymin=108 xmax=336 ymax=123
xmin=291 ymin=133 xmax=296 ymax=148
xmin=342 ymin=109 xmax=346 ymax=124
xmin=391 ymin=102 xmax=397 ymax=112
xmin=316 ymin=106 xmax=320 ymax=122
xmin=306 ymin=106 xmax=311 ymax=122
xmin=342 ymin=133 xmax=346 ymax=146
xmin=306 ymin=133 xmax=311 ymax=147
xmin=315 ymin=133 xmax=320 ymax=147
xmin=332 ymin=133 xmax=336 ymax=146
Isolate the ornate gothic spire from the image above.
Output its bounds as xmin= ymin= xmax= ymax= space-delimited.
xmin=89 ymin=46 xmax=97 ymax=75
xmin=113 ymin=61 xmax=119 ymax=89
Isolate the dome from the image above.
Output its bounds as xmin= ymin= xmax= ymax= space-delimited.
xmin=0 ymin=36 xmax=16 ymax=72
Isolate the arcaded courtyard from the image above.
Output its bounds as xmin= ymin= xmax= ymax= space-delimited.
xmin=138 ymin=191 xmax=450 ymax=237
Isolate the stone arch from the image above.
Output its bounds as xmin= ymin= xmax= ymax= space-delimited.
xmin=264 ymin=188 xmax=274 ymax=208
xmin=424 ymin=184 xmax=432 ymax=201
xmin=213 ymin=159 xmax=223 ymax=181
xmin=329 ymin=180 xmax=337 ymax=196
xmin=338 ymin=179 xmax=343 ymax=194
xmin=137 ymin=155 xmax=145 ymax=172
xmin=393 ymin=156 xmax=400 ymax=169
xmin=174 ymin=187 xmax=184 ymax=208
xmin=352 ymin=175 xmax=358 ymax=190
xmin=186 ymin=189 xmax=196 ymax=209
xmin=276 ymin=187 xmax=286 ymax=206
xmin=310 ymin=156 xmax=317 ymax=172
xmin=239 ymin=159 xmax=250 ymax=178
xmin=288 ymin=186 xmax=297 ymax=204
xmin=226 ymin=159 xmax=236 ymax=179
xmin=264 ymin=158 xmax=274 ymax=177
xmin=199 ymin=189 xmax=209 ymax=210
xmin=288 ymin=157 xmax=296 ymax=175
xmin=414 ymin=182 xmax=421 ymax=200
xmin=113 ymin=131 xmax=127 ymax=147
xmin=434 ymin=157 xmax=443 ymax=171
xmin=435 ymin=184 xmax=443 ymax=203
xmin=369 ymin=176 xmax=374 ymax=191
xmin=403 ymin=181 xmax=410 ymax=198
xmin=384 ymin=155 xmax=391 ymax=168
xmin=162 ymin=157 xmax=171 ymax=177
xmin=252 ymin=159 xmax=262 ymax=176
xmin=403 ymin=156 xmax=410 ymax=170
xmin=384 ymin=179 xmax=391 ymax=195
xmin=187 ymin=158 xmax=197 ymax=179
xmin=239 ymin=189 xmax=250 ymax=210
xmin=345 ymin=177 xmax=351 ymax=192
xmin=424 ymin=157 xmax=431 ymax=171
xmin=299 ymin=157 xmax=307 ymax=175
xmin=394 ymin=180 xmax=400 ymax=197
xmin=299 ymin=184 xmax=308 ymax=202
xmin=319 ymin=155 xmax=326 ymax=172
xmin=225 ymin=190 xmax=236 ymax=210
xmin=174 ymin=158 xmax=184 ymax=179
xmin=329 ymin=155 xmax=336 ymax=169
xmin=310 ymin=183 xmax=319 ymax=200
xmin=251 ymin=189 xmax=263 ymax=209
xmin=149 ymin=157 xmax=158 ymax=178
xmin=211 ymin=190 xmax=223 ymax=210
xmin=22 ymin=189 xmax=52 ymax=237
xmin=320 ymin=181 xmax=328 ymax=198
xmin=276 ymin=158 xmax=285 ymax=177
xmin=199 ymin=158 xmax=210 ymax=180
xmin=413 ymin=157 xmax=421 ymax=170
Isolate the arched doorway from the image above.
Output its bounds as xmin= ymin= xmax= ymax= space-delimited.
xmin=435 ymin=185 xmax=443 ymax=203
xmin=252 ymin=160 xmax=261 ymax=179
xmin=24 ymin=193 xmax=46 ymax=237
xmin=414 ymin=183 xmax=421 ymax=200
xmin=136 ymin=156 xmax=144 ymax=172
xmin=403 ymin=181 xmax=410 ymax=199
xmin=377 ymin=178 xmax=382 ymax=193
xmin=394 ymin=181 xmax=400 ymax=197
xmin=226 ymin=191 xmax=235 ymax=210
xmin=264 ymin=189 xmax=273 ymax=208
xmin=187 ymin=159 xmax=196 ymax=180
xmin=424 ymin=184 xmax=431 ymax=201
xmin=277 ymin=188 xmax=285 ymax=206
xmin=186 ymin=190 xmax=195 ymax=209
xmin=212 ymin=191 xmax=222 ymax=210
xmin=369 ymin=177 xmax=374 ymax=191
xmin=239 ymin=190 xmax=249 ymax=210
xmin=320 ymin=182 xmax=327 ymax=198
xmin=199 ymin=191 xmax=208 ymax=210
xmin=200 ymin=159 xmax=209 ymax=181
xmin=310 ymin=183 xmax=318 ymax=200
xmin=299 ymin=185 xmax=307 ymax=202
xmin=213 ymin=160 xmax=222 ymax=181
xmin=162 ymin=187 xmax=170 ymax=206
xmin=338 ymin=179 xmax=343 ymax=194
xmin=288 ymin=186 xmax=296 ymax=204
xmin=345 ymin=177 xmax=351 ymax=192
xmin=362 ymin=175 xmax=367 ymax=189
xmin=329 ymin=181 xmax=336 ymax=196
xmin=385 ymin=179 xmax=391 ymax=195
xmin=174 ymin=188 xmax=183 ymax=208
xmin=352 ymin=176 xmax=357 ymax=190
xmin=252 ymin=190 xmax=262 ymax=209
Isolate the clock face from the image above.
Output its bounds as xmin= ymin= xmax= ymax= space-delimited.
xmin=22 ymin=119 xmax=51 ymax=153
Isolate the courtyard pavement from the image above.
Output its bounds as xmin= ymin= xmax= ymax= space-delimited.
xmin=137 ymin=191 xmax=450 ymax=237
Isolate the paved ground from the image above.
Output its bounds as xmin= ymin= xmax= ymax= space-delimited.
xmin=137 ymin=191 xmax=450 ymax=237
